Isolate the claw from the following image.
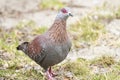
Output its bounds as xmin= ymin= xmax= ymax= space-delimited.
xmin=45 ymin=67 xmax=57 ymax=80
xmin=45 ymin=71 xmax=55 ymax=80
xmin=48 ymin=67 xmax=57 ymax=77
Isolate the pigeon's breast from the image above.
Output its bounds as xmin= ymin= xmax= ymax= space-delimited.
xmin=40 ymin=39 xmax=71 ymax=68
xmin=55 ymin=40 xmax=71 ymax=61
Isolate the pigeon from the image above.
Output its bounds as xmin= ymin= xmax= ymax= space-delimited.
xmin=17 ymin=7 xmax=73 ymax=80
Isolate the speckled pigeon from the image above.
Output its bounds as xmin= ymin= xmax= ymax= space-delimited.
xmin=17 ymin=7 xmax=73 ymax=80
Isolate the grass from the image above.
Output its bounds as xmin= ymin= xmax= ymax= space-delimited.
xmin=69 ymin=4 xmax=120 ymax=49
xmin=115 ymin=6 xmax=120 ymax=19
xmin=69 ymin=16 xmax=105 ymax=48
xmin=55 ymin=57 xmax=120 ymax=80
xmin=94 ymin=3 xmax=120 ymax=21
xmin=39 ymin=0 xmax=65 ymax=10
xmin=0 ymin=69 xmax=43 ymax=80
xmin=62 ymin=59 xmax=90 ymax=79
xmin=90 ymin=55 xmax=115 ymax=67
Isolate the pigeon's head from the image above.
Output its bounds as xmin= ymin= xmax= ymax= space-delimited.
xmin=56 ymin=7 xmax=73 ymax=20
xmin=17 ymin=42 xmax=29 ymax=53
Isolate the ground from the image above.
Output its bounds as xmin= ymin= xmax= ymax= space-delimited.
xmin=0 ymin=0 xmax=120 ymax=80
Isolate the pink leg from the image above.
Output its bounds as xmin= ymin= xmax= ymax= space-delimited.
xmin=48 ymin=67 xmax=57 ymax=77
xmin=45 ymin=71 xmax=54 ymax=80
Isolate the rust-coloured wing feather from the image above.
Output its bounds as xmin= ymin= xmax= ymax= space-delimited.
xmin=27 ymin=35 xmax=47 ymax=65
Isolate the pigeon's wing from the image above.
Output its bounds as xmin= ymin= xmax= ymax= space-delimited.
xmin=27 ymin=35 xmax=47 ymax=65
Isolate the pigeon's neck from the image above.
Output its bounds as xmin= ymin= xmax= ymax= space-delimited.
xmin=47 ymin=19 xmax=68 ymax=43
xmin=55 ymin=14 xmax=68 ymax=20
xmin=49 ymin=19 xmax=67 ymax=30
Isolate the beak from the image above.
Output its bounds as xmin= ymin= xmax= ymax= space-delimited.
xmin=69 ymin=12 xmax=73 ymax=17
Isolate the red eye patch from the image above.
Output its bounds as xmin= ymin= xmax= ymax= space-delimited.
xmin=61 ymin=8 xmax=67 ymax=13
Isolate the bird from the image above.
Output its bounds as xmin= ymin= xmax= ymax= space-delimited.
xmin=17 ymin=7 xmax=73 ymax=80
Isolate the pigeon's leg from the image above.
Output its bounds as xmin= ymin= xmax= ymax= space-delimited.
xmin=48 ymin=67 xmax=57 ymax=77
xmin=45 ymin=71 xmax=55 ymax=80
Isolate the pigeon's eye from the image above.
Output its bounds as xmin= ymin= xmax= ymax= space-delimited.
xmin=61 ymin=8 xmax=67 ymax=13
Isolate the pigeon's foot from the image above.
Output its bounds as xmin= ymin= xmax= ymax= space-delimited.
xmin=48 ymin=67 xmax=57 ymax=77
xmin=45 ymin=71 xmax=55 ymax=80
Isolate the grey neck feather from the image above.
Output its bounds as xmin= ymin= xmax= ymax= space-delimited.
xmin=55 ymin=12 xmax=69 ymax=21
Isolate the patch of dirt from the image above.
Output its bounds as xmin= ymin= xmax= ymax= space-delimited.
xmin=106 ymin=19 xmax=120 ymax=36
